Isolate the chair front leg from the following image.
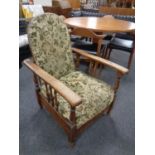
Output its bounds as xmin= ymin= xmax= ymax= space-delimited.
xmin=68 ymin=106 xmax=77 ymax=145
xmin=107 ymin=71 xmax=124 ymax=114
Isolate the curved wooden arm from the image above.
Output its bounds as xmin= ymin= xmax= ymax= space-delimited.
xmin=72 ymin=47 xmax=129 ymax=74
xmin=23 ymin=59 xmax=82 ymax=107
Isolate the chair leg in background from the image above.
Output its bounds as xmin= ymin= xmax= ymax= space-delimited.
xmin=127 ymin=49 xmax=135 ymax=69
xmin=103 ymin=47 xmax=112 ymax=60
xmin=106 ymin=48 xmax=112 ymax=59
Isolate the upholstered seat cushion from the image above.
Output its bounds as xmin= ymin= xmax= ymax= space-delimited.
xmin=41 ymin=71 xmax=114 ymax=128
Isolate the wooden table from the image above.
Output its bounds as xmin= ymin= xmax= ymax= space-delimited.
xmin=64 ymin=16 xmax=135 ymax=33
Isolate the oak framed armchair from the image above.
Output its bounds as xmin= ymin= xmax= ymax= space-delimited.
xmin=24 ymin=13 xmax=128 ymax=145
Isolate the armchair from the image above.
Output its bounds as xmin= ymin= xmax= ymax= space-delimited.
xmin=24 ymin=13 xmax=128 ymax=145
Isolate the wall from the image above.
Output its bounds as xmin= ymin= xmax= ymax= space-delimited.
xmin=67 ymin=0 xmax=80 ymax=8
xmin=33 ymin=0 xmax=52 ymax=6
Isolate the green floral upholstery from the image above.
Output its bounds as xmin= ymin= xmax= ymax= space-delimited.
xmin=41 ymin=71 xmax=114 ymax=128
xmin=28 ymin=13 xmax=114 ymax=128
xmin=28 ymin=13 xmax=75 ymax=79
xmin=58 ymin=71 xmax=114 ymax=128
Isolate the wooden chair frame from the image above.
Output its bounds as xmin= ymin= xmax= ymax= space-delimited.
xmin=24 ymin=47 xmax=128 ymax=146
xmin=70 ymin=28 xmax=106 ymax=56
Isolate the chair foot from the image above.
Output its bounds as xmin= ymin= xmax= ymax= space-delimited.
xmin=106 ymin=109 xmax=111 ymax=115
xmin=37 ymin=98 xmax=43 ymax=109
xmin=68 ymin=132 xmax=76 ymax=147
xmin=106 ymin=104 xmax=114 ymax=115
xmin=39 ymin=104 xmax=43 ymax=109
xmin=68 ymin=141 xmax=75 ymax=148
xmin=35 ymin=91 xmax=43 ymax=109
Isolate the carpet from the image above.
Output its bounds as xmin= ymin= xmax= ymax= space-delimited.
xmin=19 ymin=50 xmax=135 ymax=155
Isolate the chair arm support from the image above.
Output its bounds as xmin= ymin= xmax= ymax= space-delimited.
xmin=72 ymin=47 xmax=129 ymax=75
xmin=23 ymin=59 xmax=82 ymax=107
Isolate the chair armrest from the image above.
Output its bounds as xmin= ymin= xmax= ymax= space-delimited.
xmin=72 ymin=47 xmax=129 ymax=74
xmin=23 ymin=59 xmax=82 ymax=107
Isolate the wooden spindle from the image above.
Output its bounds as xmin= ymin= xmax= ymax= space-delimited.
xmin=33 ymin=74 xmax=42 ymax=109
xmin=49 ymin=87 xmax=54 ymax=107
xmin=37 ymin=76 xmax=42 ymax=87
xmin=45 ymin=82 xmax=50 ymax=102
xmin=54 ymin=90 xmax=58 ymax=111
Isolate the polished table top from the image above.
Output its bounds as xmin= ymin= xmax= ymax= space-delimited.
xmin=64 ymin=16 xmax=135 ymax=33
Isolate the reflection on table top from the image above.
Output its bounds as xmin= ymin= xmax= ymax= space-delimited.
xmin=65 ymin=16 xmax=135 ymax=33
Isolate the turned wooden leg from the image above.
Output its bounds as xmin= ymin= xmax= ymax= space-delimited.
xmin=68 ymin=106 xmax=77 ymax=146
xmin=68 ymin=131 xmax=76 ymax=147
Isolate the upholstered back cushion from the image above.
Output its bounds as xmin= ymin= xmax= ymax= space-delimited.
xmin=28 ymin=13 xmax=75 ymax=79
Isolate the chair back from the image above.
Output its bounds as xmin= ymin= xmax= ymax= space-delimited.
xmin=71 ymin=28 xmax=104 ymax=56
xmin=28 ymin=13 xmax=75 ymax=79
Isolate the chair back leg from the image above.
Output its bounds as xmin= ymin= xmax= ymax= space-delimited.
xmin=104 ymin=47 xmax=112 ymax=59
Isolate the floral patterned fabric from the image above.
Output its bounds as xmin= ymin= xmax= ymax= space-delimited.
xmin=41 ymin=71 xmax=114 ymax=128
xmin=59 ymin=71 xmax=114 ymax=128
xmin=28 ymin=13 xmax=114 ymax=128
xmin=28 ymin=13 xmax=75 ymax=79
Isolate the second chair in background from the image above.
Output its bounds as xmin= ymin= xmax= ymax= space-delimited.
xmin=104 ymin=33 xmax=135 ymax=69
xmin=71 ymin=28 xmax=105 ymax=56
